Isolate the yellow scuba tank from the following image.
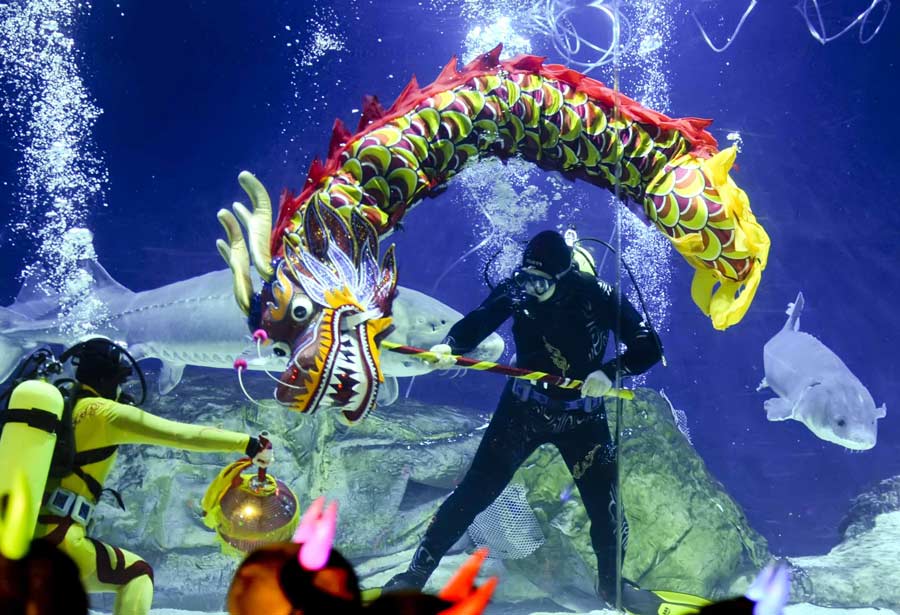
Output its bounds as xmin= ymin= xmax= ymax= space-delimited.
xmin=0 ymin=470 xmax=33 ymax=560
xmin=564 ymin=227 xmax=598 ymax=276
xmin=0 ymin=379 xmax=65 ymax=550
xmin=573 ymin=245 xmax=597 ymax=276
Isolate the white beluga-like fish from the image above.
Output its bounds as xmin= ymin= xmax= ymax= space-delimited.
xmin=0 ymin=261 xmax=504 ymax=404
xmin=758 ymin=291 xmax=886 ymax=450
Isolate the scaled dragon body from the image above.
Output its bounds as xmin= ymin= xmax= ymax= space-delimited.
xmin=217 ymin=46 xmax=770 ymax=423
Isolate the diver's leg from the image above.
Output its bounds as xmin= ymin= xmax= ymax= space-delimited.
xmin=45 ymin=518 xmax=154 ymax=615
xmin=385 ymin=382 xmax=541 ymax=591
xmin=98 ymin=540 xmax=154 ymax=615
xmin=554 ymin=411 xmax=622 ymax=601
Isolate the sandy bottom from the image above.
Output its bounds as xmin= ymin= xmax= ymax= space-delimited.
xmin=90 ymin=605 xmax=899 ymax=615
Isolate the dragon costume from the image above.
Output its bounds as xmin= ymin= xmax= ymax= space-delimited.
xmin=217 ymin=45 xmax=770 ymax=423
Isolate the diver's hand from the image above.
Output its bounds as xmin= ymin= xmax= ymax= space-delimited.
xmin=246 ymin=431 xmax=274 ymax=468
xmin=581 ymin=370 xmax=612 ymax=399
xmin=425 ymin=343 xmax=457 ymax=371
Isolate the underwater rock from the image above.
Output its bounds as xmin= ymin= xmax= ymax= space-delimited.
xmin=91 ymin=373 xmax=768 ymax=610
xmin=790 ymin=479 xmax=900 ymax=610
xmin=91 ymin=370 xmax=485 ymax=609
xmin=299 ymin=396 xmax=487 ymax=559
xmin=837 ymin=475 xmax=900 ymax=540
xmin=503 ymin=388 xmax=770 ymax=603
xmin=790 ymin=511 xmax=900 ymax=609
xmin=355 ymin=547 xmax=550 ymax=606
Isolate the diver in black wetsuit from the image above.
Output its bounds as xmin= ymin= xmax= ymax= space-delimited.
xmin=384 ymin=230 xmax=662 ymax=603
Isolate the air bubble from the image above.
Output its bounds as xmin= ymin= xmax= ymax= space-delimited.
xmin=1 ymin=0 xmax=110 ymax=335
xmin=638 ymin=32 xmax=663 ymax=56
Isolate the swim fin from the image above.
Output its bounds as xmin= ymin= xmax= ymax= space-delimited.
xmin=622 ymin=581 xmax=712 ymax=615
xmin=361 ymin=587 xmax=383 ymax=604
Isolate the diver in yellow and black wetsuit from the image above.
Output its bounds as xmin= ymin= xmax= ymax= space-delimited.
xmin=32 ymin=338 xmax=272 ymax=615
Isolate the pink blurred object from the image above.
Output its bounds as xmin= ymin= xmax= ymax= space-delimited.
xmin=252 ymin=329 xmax=268 ymax=342
xmin=746 ymin=560 xmax=790 ymax=615
xmin=233 ymin=358 xmax=248 ymax=370
xmin=292 ymin=496 xmax=339 ymax=571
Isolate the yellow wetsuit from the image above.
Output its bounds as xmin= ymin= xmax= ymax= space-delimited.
xmin=35 ymin=389 xmax=250 ymax=615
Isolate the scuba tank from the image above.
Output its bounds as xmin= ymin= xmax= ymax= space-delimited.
xmin=0 ymin=378 xmax=65 ymax=554
xmin=0 ymin=471 xmax=33 ymax=560
xmin=0 ymin=338 xmax=146 ymax=557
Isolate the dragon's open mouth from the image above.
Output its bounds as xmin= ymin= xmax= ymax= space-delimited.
xmin=274 ymin=302 xmax=390 ymax=424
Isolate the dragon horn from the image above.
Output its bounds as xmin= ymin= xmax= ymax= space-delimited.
xmin=233 ymin=171 xmax=274 ymax=281
xmin=216 ymin=209 xmax=254 ymax=316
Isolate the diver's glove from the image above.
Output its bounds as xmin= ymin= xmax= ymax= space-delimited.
xmin=425 ymin=343 xmax=458 ymax=371
xmin=246 ymin=431 xmax=274 ymax=468
xmin=581 ymin=369 xmax=612 ymax=399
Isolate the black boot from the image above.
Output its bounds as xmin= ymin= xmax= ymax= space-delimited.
xmin=596 ymin=578 xmax=657 ymax=612
xmin=596 ymin=576 xmax=617 ymax=608
xmin=383 ymin=544 xmax=438 ymax=592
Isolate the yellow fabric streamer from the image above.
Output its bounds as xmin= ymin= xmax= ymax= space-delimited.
xmin=645 ymin=146 xmax=770 ymax=330
xmin=200 ymin=458 xmax=253 ymax=530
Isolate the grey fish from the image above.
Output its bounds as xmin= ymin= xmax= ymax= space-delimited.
xmin=758 ymin=291 xmax=885 ymax=450
xmin=0 ymin=261 xmax=504 ymax=403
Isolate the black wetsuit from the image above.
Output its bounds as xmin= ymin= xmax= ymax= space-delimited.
xmin=410 ymin=270 xmax=662 ymax=595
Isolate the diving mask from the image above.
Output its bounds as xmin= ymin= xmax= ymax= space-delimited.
xmin=513 ymin=268 xmax=556 ymax=296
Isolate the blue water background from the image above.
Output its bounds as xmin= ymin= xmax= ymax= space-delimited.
xmin=1 ymin=0 xmax=899 ymax=560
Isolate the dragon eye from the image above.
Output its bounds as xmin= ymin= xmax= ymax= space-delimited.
xmin=272 ymin=342 xmax=291 ymax=357
xmin=291 ymin=296 xmax=313 ymax=322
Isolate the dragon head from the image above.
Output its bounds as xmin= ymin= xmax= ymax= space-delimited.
xmin=218 ymin=172 xmax=397 ymax=424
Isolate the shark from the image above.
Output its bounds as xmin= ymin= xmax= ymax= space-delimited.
xmin=0 ymin=261 xmax=504 ymax=405
xmin=757 ymin=291 xmax=886 ymax=450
